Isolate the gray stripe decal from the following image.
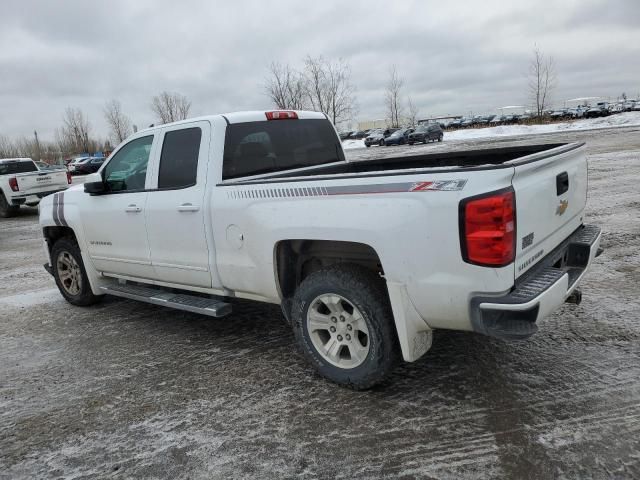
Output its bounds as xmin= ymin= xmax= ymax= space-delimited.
xmin=225 ymin=179 xmax=467 ymax=200
xmin=58 ymin=192 xmax=68 ymax=226
xmin=52 ymin=193 xmax=60 ymax=226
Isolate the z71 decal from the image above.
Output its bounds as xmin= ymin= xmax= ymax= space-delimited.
xmin=226 ymin=179 xmax=467 ymax=199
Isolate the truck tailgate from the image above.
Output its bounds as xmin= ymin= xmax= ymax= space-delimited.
xmin=16 ymin=170 xmax=68 ymax=194
xmin=511 ymin=144 xmax=587 ymax=278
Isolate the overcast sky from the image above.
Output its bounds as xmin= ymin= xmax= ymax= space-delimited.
xmin=1 ymin=0 xmax=639 ymax=141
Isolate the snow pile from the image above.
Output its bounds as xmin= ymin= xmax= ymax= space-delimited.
xmin=447 ymin=111 xmax=640 ymax=140
xmin=342 ymin=139 xmax=366 ymax=150
xmin=342 ymin=112 xmax=640 ymax=149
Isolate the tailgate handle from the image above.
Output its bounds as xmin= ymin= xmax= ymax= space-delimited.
xmin=556 ymin=172 xmax=569 ymax=196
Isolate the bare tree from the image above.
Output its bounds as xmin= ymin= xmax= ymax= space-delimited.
xmin=104 ymin=99 xmax=132 ymax=145
xmin=406 ymin=97 xmax=419 ymax=126
xmin=265 ymin=62 xmax=307 ymax=110
xmin=59 ymin=108 xmax=92 ymax=153
xmin=151 ymin=91 xmax=191 ymax=124
xmin=528 ymin=47 xmax=556 ymax=117
xmin=0 ymin=134 xmax=19 ymax=158
xmin=385 ymin=66 xmax=404 ymax=127
xmin=303 ymin=56 xmax=356 ymax=124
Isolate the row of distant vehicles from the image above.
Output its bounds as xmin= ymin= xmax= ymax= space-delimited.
xmin=341 ymin=124 xmax=444 ymax=147
xmin=340 ymin=99 xmax=640 ymax=141
xmin=33 ymin=156 xmax=106 ymax=175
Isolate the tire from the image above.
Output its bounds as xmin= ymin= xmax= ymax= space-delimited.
xmin=399 ymin=138 xmax=406 ymax=145
xmin=0 ymin=193 xmax=19 ymax=218
xmin=408 ymin=141 xmax=414 ymax=145
xmin=438 ymin=134 xmax=443 ymax=142
xmin=51 ymin=237 xmax=101 ymax=306
xmin=365 ymin=144 xmax=370 ymax=148
xmin=379 ymin=139 xmax=385 ymax=146
xmin=422 ymin=136 xmax=428 ymax=144
xmin=291 ymin=264 xmax=399 ymax=389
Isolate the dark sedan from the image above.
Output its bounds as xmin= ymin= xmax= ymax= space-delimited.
xmin=382 ymin=128 xmax=414 ymax=146
xmin=408 ymin=124 xmax=443 ymax=144
xmin=74 ymin=157 xmax=105 ymax=175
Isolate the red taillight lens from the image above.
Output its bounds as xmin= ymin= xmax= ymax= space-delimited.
xmin=265 ymin=110 xmax=298 ymax=120
xmin=461 ymin=189 xmax=515 ymax=267
xmin=9 ymin=177 xmax=19 ymax=192
xmin=66 ymin=172 xmax=72 ymax=184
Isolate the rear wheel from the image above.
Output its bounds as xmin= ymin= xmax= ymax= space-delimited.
xmin=0 ymin=193 xmax=19 ymax=218
xmin=51 ymin=237 xmax=101 ymax=306
xmin=292 ymin=264 xmax=399 ymax=389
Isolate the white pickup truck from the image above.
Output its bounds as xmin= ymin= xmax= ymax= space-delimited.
xmin=0 ymin=158 xmax=71 ymax=217
xmin=39 ymin=110 xmax=602 ymax=388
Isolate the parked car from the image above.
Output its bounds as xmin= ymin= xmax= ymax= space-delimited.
xmin=74 ymin=157 xmax=105 ymax=174
xmin=550 ymin=109 xmax=569 ymax=120
xmin=490 ymin=115 xmax=505 ymax=125
xmin=68 ymin=157 xmax=93 ymax=175
xmin=364 ymin=128 xmax=398 ymax=147
xmin=339 ymin=131 xmax=353 ymax=141
xmin=382 ymin=128 xmax=414 ymax=146
xmin=351 ymin=130 xmax=369 ymax=139
xmin=448 ymin=118 xmax=463 ymax=129
xmin=35 ymin=161 xmax=64 ymax=171
xmin=39 ymin=109 xmax=602 ymax=389
xmin=408 ymin=124 xmax=443 ymax=144
xmin=460 ymin=117 xmax=474 ymax=128
xmin=585 ymin=102 xmax=610 ymax=118
xmin=0 ymin=158 xmax=71 ymax=217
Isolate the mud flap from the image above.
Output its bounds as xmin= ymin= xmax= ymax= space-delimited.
xmin=386 ymin=281 xmax=433 ymax=362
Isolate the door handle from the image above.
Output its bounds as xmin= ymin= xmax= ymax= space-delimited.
xmin=125 ymin=204 xmax=142 ymax=213
xmin=178 ymin=203 xmax=200 ymax=212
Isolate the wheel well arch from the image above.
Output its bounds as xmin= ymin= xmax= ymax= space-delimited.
xmin=43 ymin=226 xmax=77 ymax=253
xmin=274 ymin=239 xmax=384 ymax=301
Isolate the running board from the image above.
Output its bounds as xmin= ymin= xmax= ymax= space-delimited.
xmin=99 ymin=284 xmax=232 ymax=318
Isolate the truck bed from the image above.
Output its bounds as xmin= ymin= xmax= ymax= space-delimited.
xmin=231 ymin=143 xmax=578 ymax=182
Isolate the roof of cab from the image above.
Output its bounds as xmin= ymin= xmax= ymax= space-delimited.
xmin=137 ymin=110 xmax=328 ymax=134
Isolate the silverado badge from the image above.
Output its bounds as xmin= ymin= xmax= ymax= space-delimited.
xmin=556 ymin=199 xmax=569 ymax=216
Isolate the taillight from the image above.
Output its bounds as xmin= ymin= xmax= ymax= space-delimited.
xmin=460 ymin=188 xmax=515 ymax=267
xmin=9 ymin=177 xmax=19 ymax=192
xmin=265 ymin=111 xmax=298 ymax=120
xmin=66 ymin=172 xmax=72 ymax=184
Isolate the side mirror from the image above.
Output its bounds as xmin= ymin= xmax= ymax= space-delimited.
xmin=84 ymin=172 xmax=106 ymax=195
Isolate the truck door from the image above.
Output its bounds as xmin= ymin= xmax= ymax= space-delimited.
xmin=81 ymin=134 xmax=156 ymax=278
xmin=144 ymin=121 xmax=214 ymax=288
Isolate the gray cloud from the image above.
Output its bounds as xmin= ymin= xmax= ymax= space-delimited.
xmin=1 ymin=0 xmax=638 ymax=141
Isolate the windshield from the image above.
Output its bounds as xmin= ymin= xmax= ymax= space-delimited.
xmin=223 ymin=118 xmax=344 ymax=180
xmin=414 ymin=126 xmax=428 ymax=132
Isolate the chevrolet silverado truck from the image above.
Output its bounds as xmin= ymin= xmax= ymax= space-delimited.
xmin=1 ymin=158 xmax=71 ymax=217
xmin=39 ymin=110 xmax=602 ymax=389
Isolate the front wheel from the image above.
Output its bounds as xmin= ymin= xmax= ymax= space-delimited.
xmin=292 ymin=264 xmax=399 ymax=389
xmin=51 ymin=237 xmax=101 ymax=306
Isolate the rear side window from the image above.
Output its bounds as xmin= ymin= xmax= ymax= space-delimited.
xmin=0 ymin=161 xmax=38 ymax=175
xmin=158 ymin=127 xmax=202 ymax=189
xmin=223 ymin=119 xmax=343 ymax=180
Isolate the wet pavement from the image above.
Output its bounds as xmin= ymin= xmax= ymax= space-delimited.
xmin=1 ymin=127 xmax=639 ymax=479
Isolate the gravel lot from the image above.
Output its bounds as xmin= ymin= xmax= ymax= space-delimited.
xmin=1 ymin=127 xmax=639 ymax=479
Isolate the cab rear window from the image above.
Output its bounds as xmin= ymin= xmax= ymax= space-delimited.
xmin=222 ymin=119 xmax=344 ymax=180
xmin=0 ymin=161 xmax=37 ymax=175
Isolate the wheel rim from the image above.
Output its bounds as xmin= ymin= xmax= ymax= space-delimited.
xmin=306 ymin=294 xmax=370 ymax=369
xmin=56 ymin=250 xmax=82 ymax=296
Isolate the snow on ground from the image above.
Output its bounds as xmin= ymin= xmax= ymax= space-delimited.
xmin=343 ymin=111 xmax=640 ymax=149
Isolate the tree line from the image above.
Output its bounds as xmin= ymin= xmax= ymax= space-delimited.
xmin=1 ymin=47 xmax=559 ymax=162
xmin=0 ymin=91 xmax=191 ymax=162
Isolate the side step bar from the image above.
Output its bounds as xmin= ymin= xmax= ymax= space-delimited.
xmin=100 ymin=284 xmax=232 ymax=318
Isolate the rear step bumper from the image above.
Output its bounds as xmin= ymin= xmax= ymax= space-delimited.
xmin=470 ymin=224 xmax=602 ymax=340
xmin=99 ymin=283 xmax=232 ymax=318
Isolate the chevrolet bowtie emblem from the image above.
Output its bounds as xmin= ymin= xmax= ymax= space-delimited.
xmin=556 ymin=199 xmax=569 ymax=216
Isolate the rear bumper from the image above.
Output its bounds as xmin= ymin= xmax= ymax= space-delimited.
xmin=9 ymin=187 xmax=68 ymax=205
xmin=470 ymin=224 xmax=602 ymax=340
